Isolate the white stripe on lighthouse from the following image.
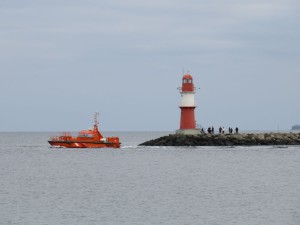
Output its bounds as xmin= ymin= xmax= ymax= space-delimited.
xmin=180 ymin=93 xmax=195 ymax=107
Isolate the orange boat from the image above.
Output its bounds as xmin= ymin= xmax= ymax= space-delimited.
xmin=48 ymin=113 xmax=120 ymax=148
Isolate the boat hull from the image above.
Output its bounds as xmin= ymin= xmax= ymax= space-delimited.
xmin=48 ymin=141 xmax=120 ymax=148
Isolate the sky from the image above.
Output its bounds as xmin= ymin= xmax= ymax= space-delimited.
xmin=0 ymin=0 xmax=299 ymax=131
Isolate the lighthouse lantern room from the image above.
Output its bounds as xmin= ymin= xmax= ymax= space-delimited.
xmin=176 ymin=73 xmax=201 ymax=135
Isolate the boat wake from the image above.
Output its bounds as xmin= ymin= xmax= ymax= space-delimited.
xmin=121 ymin=145 xmax=139 ymax=149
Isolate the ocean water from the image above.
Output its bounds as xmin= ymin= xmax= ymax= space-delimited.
xmin=0 ymin=132 xmax=300 ymax=225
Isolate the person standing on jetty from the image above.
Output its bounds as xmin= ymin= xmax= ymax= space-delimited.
xmin=207 ymin=127 xmax=211 ymax=134
xmin=219 ymin=127 xmax=222 ymax=134
xmin=235 ymin=127 xmax=239 ymax=134
xmin=212 ymin=126 xmax=214 ymax=134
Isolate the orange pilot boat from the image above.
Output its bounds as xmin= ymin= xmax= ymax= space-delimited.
xmin=48 ymin=113 xmax=120 ymax=148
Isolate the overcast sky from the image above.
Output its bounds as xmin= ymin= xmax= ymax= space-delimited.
xmin=0 ymin=0 xmax=299 ymax=131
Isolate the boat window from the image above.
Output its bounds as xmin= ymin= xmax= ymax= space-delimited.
xmin=79 ymin=133 xmax=93 ymax=138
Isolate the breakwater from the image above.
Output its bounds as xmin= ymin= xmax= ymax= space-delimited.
xmin=139 ymin=132 xmax=300 ymax=146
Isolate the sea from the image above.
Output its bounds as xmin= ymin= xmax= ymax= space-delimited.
xmin=0 ymin=131 xmax=299 ymax=225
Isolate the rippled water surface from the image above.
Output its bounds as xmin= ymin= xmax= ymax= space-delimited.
xmin=0 ymin=132 xmax=300 ymax=225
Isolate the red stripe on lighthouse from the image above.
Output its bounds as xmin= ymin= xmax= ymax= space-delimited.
xmin=180 ymin=106 xmax=196 ymax=129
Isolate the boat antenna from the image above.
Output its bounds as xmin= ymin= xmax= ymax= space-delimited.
xmin=94 ymin=112 xmax=99 ymax=130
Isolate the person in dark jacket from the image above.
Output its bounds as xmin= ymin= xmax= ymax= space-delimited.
xmin=208 ymin=127 xmax=211 ymax=134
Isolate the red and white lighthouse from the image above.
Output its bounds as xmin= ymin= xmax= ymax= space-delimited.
xmin=176 ymin=73 xmax=200 ymax=135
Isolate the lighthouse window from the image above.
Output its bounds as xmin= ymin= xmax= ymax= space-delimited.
xmin=188 ymin=79 xmax=192 ymax=83
xmin=183 ymin=79 xmax=187 ymax=83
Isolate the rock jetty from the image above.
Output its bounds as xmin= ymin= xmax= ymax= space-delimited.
xmin=139 ymin=132 xmax=300 ymax=146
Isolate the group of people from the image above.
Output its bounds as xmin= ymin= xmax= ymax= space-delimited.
xmin=201 ymin=126 xmax=239 ymax=134
xmin=228 ymin=127 xmax=238 ymax=134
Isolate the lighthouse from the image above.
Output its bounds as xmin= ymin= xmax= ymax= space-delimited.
xmin=176 ymin=73 xmax=201 ymax=135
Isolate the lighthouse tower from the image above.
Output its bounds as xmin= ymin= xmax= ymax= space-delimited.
xmin=176 ymin=73 xmax=201 ymax=135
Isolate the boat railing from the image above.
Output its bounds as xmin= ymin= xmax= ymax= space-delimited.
xmin=50 ymin=132 xmax=73 ymax=141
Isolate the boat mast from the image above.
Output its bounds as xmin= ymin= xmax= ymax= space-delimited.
xmin=94 ymin=112 xmax=99 ymax=130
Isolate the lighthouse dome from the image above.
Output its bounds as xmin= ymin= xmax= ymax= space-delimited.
xmin=183 ymin=74 xmax=193 ymax=80
xmin=181 ymin=74 xmax=194 ymax=91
